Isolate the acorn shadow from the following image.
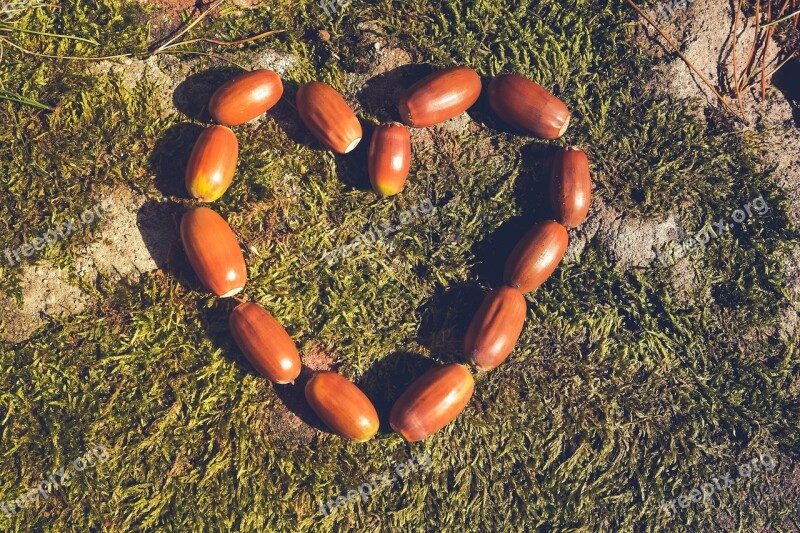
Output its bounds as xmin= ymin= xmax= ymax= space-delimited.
xmin=773 ymin=57 xmax=800 ymax=127
xmin=270 ymin=79 xmax=329 ymax=151
xmin=332 ymin=121 xmax=374 ymax=191
xmin=273 ymin=365 xmax=331 ymax=434
xmin=172 ymin=67 xmax=243 ymax=123
xmin=149 ymin=122 xmax=204 ymax=199
xmin=357 ymin=63 xmax=436 ymax=122
xmin=415 ymin=282 xmax=485 ymax=363
xmin=467 ymin=141 xmax=556 ymax=285
xmin=357 ymin=351 xmax=439 ymax=434
xmin=136 ymin=198 xmax=186 ymax=274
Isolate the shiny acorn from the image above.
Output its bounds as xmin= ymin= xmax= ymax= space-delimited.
xmin=464 ymin=286 xmax=527 ymax=372
xmin=389 ymin=364 xmax=474 ymax=442
xmin=185 ymin=125 xmax=239 ymax=202
xmin=180 ymin=206 xmax=247 ymax=298
xmin=296 ymin=81 xmax=362 ymax=153
xmin=398 ymin=66 xmax=482 ymax=128
xmin=487 ymin=74 xmax=570 ymax=139
xmin=503 ymin=221 xmax=568 ymax=293
xmin=305 ymin=372 xmax=380 ymax=442
xmin=208 ymin=69 xmax=283 ymax=126
xmin=550 ymin=146 xmax=591 ymax=228
xmin=229 ymin=302 xmax=301 ymax=384
xmin=368 ymin=122 xmax=411 ymax=196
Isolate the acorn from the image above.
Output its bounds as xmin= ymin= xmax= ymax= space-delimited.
xmin=208 ymin=69 xmax=283 ymax=126
xmin=305 ymin=372 xmax=379 ymax=442
xmin=367 ymin=122 xmax=411 ymax=196
xmin=487 ymin=74 xmax=570 ymax=139
xmin=185 ymin=125 xmax=239 ymax=202
xmin=464 ymin=287 xmax=527 ymax=372
xmin=296 ymin=81 xmax=362 ymax=153
xmin=398 ymin=66 xmax=482 ymax=128
xmin=180 ymin=206 xmax=247 ymax=298
xmin=503 ymin=221 xmax=568 ymax=293
xmin=550 ymin=146 xmax=591 ymax=228
xmin=389 ymin=364 xmax=474 ymax=442
xmin=229 ymin=302 xmax=301 ymax=384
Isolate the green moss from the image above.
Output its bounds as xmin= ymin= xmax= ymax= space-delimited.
xmin=0 ymin=0 xmax=798 ymax=531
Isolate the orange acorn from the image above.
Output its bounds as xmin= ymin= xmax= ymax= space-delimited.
xmin=503 ymin=221 xmax=568 ymax=293
xmin=185 ymin=125 xmax=239 ymax=202
xmin=398 ymin=66 xmax=482 ymax=128
xmin=464 ymin=287 xmax=527 ymax=372
xmin=368 ymin=122 xmax=411 ymax=196
xmin=296 ymin=81 xmax=362 ymax=153
xmin=389 ymin=364 xmax=474 ymax=442
xmin=180 ymin=206 xmax=247 ymax=298
xmin=487 ymin=74 xmax=570 ymax=139
xmin=305 ymin=372 xmax=380 ymax=442
xmin=229 ymin=302 xmax=302 ymax=384
xmin=550 ymin=146 xmax=591 ymax=228
xmin=208 ymin=69 xmax=283 ymax=126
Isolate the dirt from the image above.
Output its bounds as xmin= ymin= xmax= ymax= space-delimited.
xmin=0 ymin=186 xmax=180 ymax=344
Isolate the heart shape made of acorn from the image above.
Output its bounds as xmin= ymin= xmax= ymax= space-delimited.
xmin=180 ymin=65 xmax=591 ymax=443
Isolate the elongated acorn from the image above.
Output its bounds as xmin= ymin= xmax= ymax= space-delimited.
xmin=389 ymin=364 xmax=474 ymax=442
xmin=305 ymin=372 xmax=380 ymax=442
xmin=208 ymin=69 xmax=283 ymax=126
xmin=368 ymin=122 xmax=411 ymax=196
xmin=398 ymin=66 xmax=482 ymax=128
xmin=296 ymin=81 xmax=362 ymax=153
xmin=503 ymin=221 xmax=568 ymax=293
xmin=229 ymin=302 xmax=302 ymax=384
xmin=464 ymin=286 xmax=527 ymax=372
xmin=185 ymin=125 xmax=239 ymax=202
xmin=550 ymin=146 xmax=591 ymax=228
xmin=487 ymin=74 xmax=570 ymax=139
xmin=180 ymin=206 xmax=247 ymax=298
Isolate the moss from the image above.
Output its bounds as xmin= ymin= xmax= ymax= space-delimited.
xmin=0 ymin=0 xmax=798 ymax=531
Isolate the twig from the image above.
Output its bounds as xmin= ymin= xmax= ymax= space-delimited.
xmin=157 ymin=29 xmax=283 ymax=53
xmin=761 ymin=0 xmax=771 ymax=100
xmin=732 ymin=0 xmax=746 ymax=120
xmin=152 ymin=0 xmax=226 ymax=54
xmin=742 ymin=47 xmax=799 ymax=90
xmin=0 ymin=37 xmax=132 ymax=60
xmin=762 ymin=7 xmax=800 ymax=27
xmin=624 ymin=0 xmax=743 ymax=119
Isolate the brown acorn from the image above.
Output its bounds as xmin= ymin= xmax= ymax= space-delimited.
xmin=185 ymin=125 xmax=239 ymax=202
xmin=389 ymin=364 xmax=474 ymax=442
xmin=180 ymin=206 xmax=247 ymax=298
xmin=296 ymin=81 xmax=362 ymax=153
xmin=305 ymin=372 xmax=379 ymax=442
xmin=550 ymin=146 xmax=591 ymax=228
xmin=368 ymin=122 xmax=411 ymax=196
xmin=229 ymin=302 xmax=301 ymax=384
xmin=464 ymin=287 xmax=527 ymax=372
xmin=208 ymin=69 xmax=283 ymax=126
xmin=398 ymin=66 xmax=482 ymax=128
xmin=503 ymin=221 xmax=568 ymax=293
xmin=487 ymin=74 xmax=570 ymax=139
